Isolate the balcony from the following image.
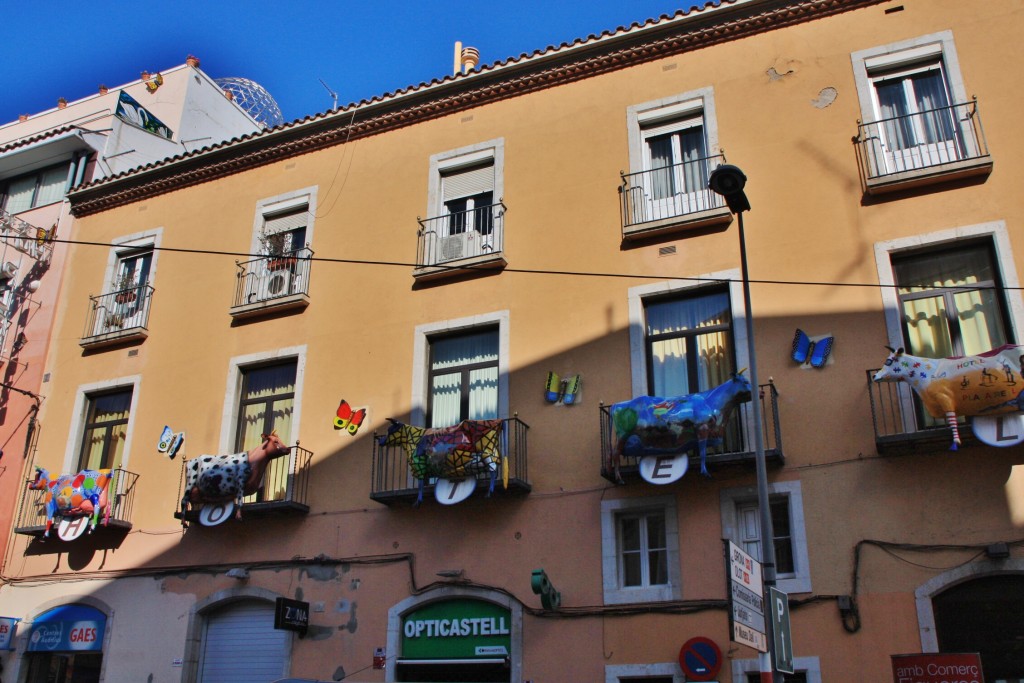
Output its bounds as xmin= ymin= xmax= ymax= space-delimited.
xmin=599 ymin=383 xmax=783 ymax=484
xmin=619 ymin=154 xmax=732 ymax=241
xmin=856 ymin=99 xmax=992 ymax=195
xmin=866 ymin=369 xmax=974 ymax=454
xmin=371 ymin=416 xmax=530 ymax=506
xmin=80 ymin=285 xmax=154 ymax=349
xmin=413 ymin=202 xmax=507 ymax=282
xmin=14 ymin=468 xmax=140 ymax=538
xmin=174 ymin=443 xmax=313 ymax=525
xmin=229 ymin=247 xmax=313 ymax=320
xmin=0 ymin=207 xmax=54 ymax=264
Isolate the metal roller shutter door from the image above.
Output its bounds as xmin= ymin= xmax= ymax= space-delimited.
xmin=199 ymin=601 xmax=288 ymax=683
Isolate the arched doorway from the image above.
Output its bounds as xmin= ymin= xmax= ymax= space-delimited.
xmin=933 ymin=574 xmax=1024 ymax=681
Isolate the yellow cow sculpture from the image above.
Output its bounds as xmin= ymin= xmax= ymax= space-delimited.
xmin=873 ymin=345 xmax=1024 ymax=449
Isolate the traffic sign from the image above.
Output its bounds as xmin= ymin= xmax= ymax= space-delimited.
xmin=728 ymin=541 xmax=767 ymax=652
xmin=769 ymin=587 xmax=793 ymax=674
xmin=729 ymin=542 xmax=763 ymax=594
xmin=678 ymin=636 xmax=722 ymax=681
xmin=733 ymin=621 xmax=767 ymax=652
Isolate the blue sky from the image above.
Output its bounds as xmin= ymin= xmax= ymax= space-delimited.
xmin=3 ymin=1 xmax=706 ymax=127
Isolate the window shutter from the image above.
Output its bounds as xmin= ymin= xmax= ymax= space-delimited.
xmin=442 ymin=163 xmax=494 ymax=201
xmin=263 ymin=208 xmax=308 ymax=234
xmin=199 ymin=601 xmax=287 ymax=683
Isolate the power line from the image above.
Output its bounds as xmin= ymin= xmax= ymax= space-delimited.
xmin=13 ymin=233 xmax=1022 ymax=293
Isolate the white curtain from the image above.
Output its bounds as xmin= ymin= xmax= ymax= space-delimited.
xmin=646 ymin=292 xmax=732 ymax=396
xmin=430 ymin=332 xmax=498 ymax=427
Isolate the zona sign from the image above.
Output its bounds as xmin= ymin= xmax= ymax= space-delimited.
xmin=678 ymin=636 xmax=722 ymax=681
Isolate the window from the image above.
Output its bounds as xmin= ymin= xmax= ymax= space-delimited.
xmin=721 ymin=481 xmax=811 ymax=594
xmin=892 ymin=241 xmax=1010 ymax=359
xmin=235 ymin=360 xmax=296 ymax=502
xmin=260 ymin=209 xmax=307 ymax=258
xmin=851 ymin=31 xmax=987 ymax=186
xmin=424 ymin=140 xmax=505 ymax=267
xmin=427 ymin=328 xmax=499 ymax=428
xmin=77 ymin=389 xmax=132 ymax=471
xmin=643 ymin=288 xmax=734 ymax=396
xmin=732 ymin=656 xmax=822 ymax=683
xmin=601 ymin=496 xmax=681 ymax=604
xmin=624 ymin=88 xmax=724 ymax=228
xmin=245 ymin=189 xmax=317 ymax=305
xmin=628 ymin=273 xmax=749 ymax=399
xmin=605 ymin=663 xmax=682 ymax=683
xmin=1 ymin=163 xmax=70 ymax=213
xmin=411 ymin=311 xmax=509 ymax=428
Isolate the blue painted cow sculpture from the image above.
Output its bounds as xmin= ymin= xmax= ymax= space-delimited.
xmin=608 ymin=373 xmax=753 ymax=482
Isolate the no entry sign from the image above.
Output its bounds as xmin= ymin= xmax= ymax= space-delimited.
xmin=679 ymin=636 xmax=722 ymax=681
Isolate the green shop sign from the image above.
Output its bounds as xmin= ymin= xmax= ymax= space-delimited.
xmin=402 ymin=599 xmax=511 ymax=660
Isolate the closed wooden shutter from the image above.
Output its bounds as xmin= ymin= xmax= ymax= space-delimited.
xmin=199 ymin=601 xmax=288 ymax=683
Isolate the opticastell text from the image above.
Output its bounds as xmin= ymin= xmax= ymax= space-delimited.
xmin=404 ymin=617 xmax=510 ymax=639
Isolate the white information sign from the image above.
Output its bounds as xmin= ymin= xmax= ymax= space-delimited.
xmin=733 ymin=621 xmax=768 ymax=652
xmin=638 ymin=454 xmax=688 ymax=485
xmin=199 ymin=502 xmax=234 ymax=527
xmin=973 ymin=414 xmax=1024 ymax=447
xmin=729 ymin=541 xmax=767 ymax=653
xmin=729 ymin=542 xmax=763 ymax=594
xmin=435 ymin=477 xmax=477 ymax=505
xmin=56 ymin=517 xmax=90 ymax=542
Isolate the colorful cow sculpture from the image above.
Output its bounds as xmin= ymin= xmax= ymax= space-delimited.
xmin=379 ymin=419 xmax=506 ymax=505
xmin=180 ymin=431 xmax=291 ymax=524
xmin=873 ymin=344 xmax=1024 ymax=449
xmin=608 ymin=373 xmax=753 ymax=482
xmin=28 ymin=467 xmax=114 ymax=538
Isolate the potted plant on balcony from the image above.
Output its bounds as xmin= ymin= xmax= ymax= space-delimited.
xmin=104 ymin=312 xmax=125 ymax=329
xmin=112 ymin=273 xmax=137 ymax=304
xmin=260 ymin=232 xmax=296 ymax=271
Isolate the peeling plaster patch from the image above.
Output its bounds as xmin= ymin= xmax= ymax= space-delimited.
xmin=350 ymin=578 xmax=361 ymax=590
xmin=767 ymin=66 xmax=794 ymax=81
xmin=345 ymin=602 xmax=358 ymax=633
xmin=333 ymin=665 xmax=346 ymax=680
xmin=295 ymin=587 xmax=304 ymax=601
xmin=336 ymin=599 xmax=351 ymax=613
xmin=307 ymin=624 xmax=335 ymax=641
xmin=300 ymin=565 xmax=339 ymax=582
xmin=812 ymin=87 xmax=838 ymax=108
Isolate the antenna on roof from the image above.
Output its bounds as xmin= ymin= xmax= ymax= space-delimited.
xmin=319 ymin=78 xmax=338 ymax=112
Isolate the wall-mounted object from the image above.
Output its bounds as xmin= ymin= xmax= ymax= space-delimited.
xmin=545 ymin=372 xmax=582 ymax=405
xmin=27 ymin=467 xmax=114 ymax=538
xmin=791 ymin=329 xmax=834 ymax=368
xmin=334 ymin=400 xmax=367 ymax=435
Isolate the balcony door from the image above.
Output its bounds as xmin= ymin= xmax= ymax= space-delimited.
xmin=235 ymin=361 xmax=296 ymax=502
xmin=871 ymin=62 xmax=962 ymax=173
xmin=438 ymin=162 xmax=495 ymax=261
xmin=640 ymin=116 xmax=710 ymax=221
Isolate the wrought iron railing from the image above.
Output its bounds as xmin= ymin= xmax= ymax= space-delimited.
xmin=232 ymin=247 xmax=313 ymax=308
xmin=0 ymin=208 xmax=54 ymax=264
xmin=416 ymin=203 xmax=506 ymax=268
xmin=856 ymin=99 xmax=990 ymax=181
xmin=82 ymin=284 xmax=155 ymax=340
xmin=14 ymin=468 xmax=140 ymax=535
xmin=619 ymin=154 xmax=727 ymax=229
xmin=599 ymin=383 xmax=782 ymax=483
xmin=175 ymin=443 xmax=313 ymax=520
xmin=371 ymin=416 xmax=530 ymax=504
xmin=866 ymin=369 xmax=965 ymax=453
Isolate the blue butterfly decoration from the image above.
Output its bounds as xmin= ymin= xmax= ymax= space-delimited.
xmin=792 ymin=329 xmax=834 ymax=368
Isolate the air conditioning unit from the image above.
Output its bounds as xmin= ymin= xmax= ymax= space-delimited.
xmin=1 ymin=262 xmax=17 ymax=279
xmin=255 ymin=270 xmax=303 ymax=301
xmin=438 ymin=231 xmax=483 ymax=263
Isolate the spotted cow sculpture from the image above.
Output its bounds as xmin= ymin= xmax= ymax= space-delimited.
xmin=180 ymin=431 xmax=291 ymax=524
xmin=608 ymin=373 xmax=753 ymax=482
xmin=28 ymin=467 xmax=114 ymax=538
xmin=379 ymin=419 xmax=505 ymax=505
xmin=873 ymin=344 xmax=1024 ymax=449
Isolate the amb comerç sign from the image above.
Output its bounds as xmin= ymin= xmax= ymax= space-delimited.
xmin=401 ymin=599 xmax=511 ymax=660
xmin=891 ymin=653 xmax=984 ymax=683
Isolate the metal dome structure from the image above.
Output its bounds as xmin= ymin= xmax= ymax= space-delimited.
xmin=214 ymin=77 xmax=284 ymax=129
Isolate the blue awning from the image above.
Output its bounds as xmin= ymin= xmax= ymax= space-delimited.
xmin=27 ymin=604 xmax=105 ymax=653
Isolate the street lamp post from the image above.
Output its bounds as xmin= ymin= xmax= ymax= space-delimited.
xmin=708 ymin=165 xmax=780 ymax=683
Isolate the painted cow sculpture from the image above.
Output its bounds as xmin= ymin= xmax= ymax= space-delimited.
xmin=180 ymin=431 xmax=291 ymax=524
xmin=873 ymin=344 xmax=1024 ymax=449
xmin=379 ymin=419 xmax=505 ymax=505
xmin=28 ymin=467 xmax=114 ymax=538
xmin=608 ymin=373 xmax=753 ymax=482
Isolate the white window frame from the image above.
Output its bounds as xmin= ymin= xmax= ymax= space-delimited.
xmin=605 ymin=662 xmax=684 ymax=683
xmin=627 ymin=270 xmax=750 ymax=397
xmin=874 ymin=221 xmax=1024 ymax=354
xmin=219 ymin=345 xmax=307 ymax=454
xmin=427 ymin=139 xmax=505 ymax=220
xmin=63 ymin=375 xmax=142 ymax=472
xmin=601 ymin=495 xmax=681 ymax=604
xmin=731 ymin=656 xmax=822 ymax=683
xmin=249 ymin=186 xmax=318 ymax=255
xmin=103 ymin=228 xmax=162 ymax=295
xmin=720 ymin=480 xmax=812 ymax=595
xmin=411 ymin=310 xmax=510 ymax=426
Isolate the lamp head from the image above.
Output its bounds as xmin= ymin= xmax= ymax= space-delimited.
xmin=708 ymin=164 xmax=751 ymax=214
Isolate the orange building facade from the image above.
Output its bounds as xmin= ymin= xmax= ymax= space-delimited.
xmin=2 ymin=1 xmax=1024 ymax=681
